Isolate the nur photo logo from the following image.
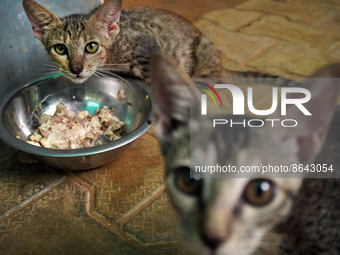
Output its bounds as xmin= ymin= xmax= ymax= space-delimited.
xmin=195 ymin=81 xmax=312 ymax=128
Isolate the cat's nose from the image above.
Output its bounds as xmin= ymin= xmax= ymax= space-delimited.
xmin=70 ymin=64 xmax=83 ymax=75
xmin=201 ymin=234 xmax=225 ymax=251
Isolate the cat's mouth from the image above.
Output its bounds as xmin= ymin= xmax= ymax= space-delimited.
xmin=70 ymin=75 xmax=88 ymax=84
xmin=74 ymin=76 xmax=88 ymax=83
xmin=61 ymin=70 xmax=90 ymax=84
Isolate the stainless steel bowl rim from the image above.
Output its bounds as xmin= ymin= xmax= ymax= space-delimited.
xmin=0 ymin=74 xmax=154 ymax=158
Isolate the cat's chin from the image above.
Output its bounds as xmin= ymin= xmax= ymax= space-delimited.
xmin=63 ymin=74 xmax=89 ymax=84
xmin=59 ymin=70 xmax=92 ymax=84
xmin=70 ymin=77 xmax=89 ymax=84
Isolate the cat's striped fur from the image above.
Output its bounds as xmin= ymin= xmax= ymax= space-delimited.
xmin=23 ymin=0 xmax=221 ymax=83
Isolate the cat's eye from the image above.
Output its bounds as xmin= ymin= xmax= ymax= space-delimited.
xmin=53 ymin=44 xmax=67 ymax=55
xmin=85 ymin=42 xmax=99 ymax=54
xmin=243 ymin=179 xmax=276 ymax=207
xmin=174 ymin=167 xmax=202 ymax=195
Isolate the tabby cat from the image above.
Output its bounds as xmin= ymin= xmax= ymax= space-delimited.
xmin=150 ymin=54 xmax=340 ymax=255
xmin=22 ymin=0 xmax=221 ymax=83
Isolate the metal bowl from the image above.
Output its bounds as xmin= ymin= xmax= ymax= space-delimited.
xmin=0 ymin=74 xmax=153 ymax=170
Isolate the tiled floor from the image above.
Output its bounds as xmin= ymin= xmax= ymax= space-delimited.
xmin=1 ymin=0 xmax=340 ymax=254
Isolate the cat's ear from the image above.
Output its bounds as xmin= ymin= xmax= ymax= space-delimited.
xmin=23 ymin=0 xmax=60 ymax=41
xmin=150 ymin=54 xmax=194 ymax=142
xmin=91 ymin=0 xmax=121 ymax=38
xmin=284 ymin=64 xmax=340 ymax=162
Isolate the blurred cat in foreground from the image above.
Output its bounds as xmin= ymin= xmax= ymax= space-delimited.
xmin=150 ymin=54 xmax=340 ymax=255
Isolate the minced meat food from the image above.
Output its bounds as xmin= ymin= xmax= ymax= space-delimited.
xmin=27 ymin=103 xmax=124 ymax=149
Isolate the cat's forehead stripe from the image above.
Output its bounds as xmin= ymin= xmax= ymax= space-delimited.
xmin=61 ymin=15 xmax=87 ymax=39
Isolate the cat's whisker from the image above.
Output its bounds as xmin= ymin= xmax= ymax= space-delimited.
xmin=37 ymin=63 xmax=60 ymax=76
xmin=40 ymin=63 xmax=60 ymax=71
xmin=88 ymin=73 xmax=98 ymax=84
xmin=94 ymin=70 xmax=109 ymax=78
xmin=93 ymin=72 xmax=101 ymax=79
xmin=39 ymin=67 xmax=58 ymax=71
xmin=99 ymin=63 xmax=129 ymax=67
xmin=95 ymin=69 xmax=136 ymax=93
xmin=96 ymin=68 xmax=121 ymax=77
xmin=38 ymin=68 xmax=60 ymax=74
xmin=97 ymin=67 xmax=128 ymax=73
xmin=41 ymin=62 xmax=59 ymax=68
xmin=98 ymin=64 xmax=129 ymax=67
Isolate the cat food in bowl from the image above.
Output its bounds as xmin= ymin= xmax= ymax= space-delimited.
xmin=0 ymin=74 xmax=153 ymax=170
xmin=27 ymin=103 xmax=125 ymax=149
